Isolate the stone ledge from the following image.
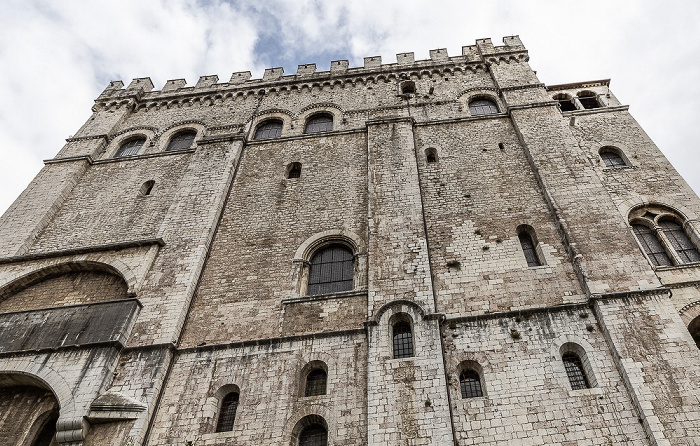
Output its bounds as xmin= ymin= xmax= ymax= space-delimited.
xmin=282 ymin=289 xmax=367 ymax=304
xmin=0 ymin=238 xmax=164 ymax=265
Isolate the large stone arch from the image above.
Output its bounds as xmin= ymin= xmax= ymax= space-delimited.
xmin=0 ymin=261 xmax=133 ymax=312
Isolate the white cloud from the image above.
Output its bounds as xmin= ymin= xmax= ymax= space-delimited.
xmin=0 ymin=0 xmax=699 ymax=217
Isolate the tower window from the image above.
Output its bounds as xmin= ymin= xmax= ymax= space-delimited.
xmin=425 ymin=148 xmax=438 ymax=163
xmin=518 ymin=226 xmax=543 ymax=267
xmin=553 ymin=93 xmax=577 ymax=112
xmin=688 ymin=316 xmax=700 ymax=349
xmin=659 ymin=220 xmax=700 ymax=263
xmin=115 ymin=137 xmax=146 ymax=157
xmin=630 ymin=206 xmax=700 ymax=267
xmin=599 ymin=148 xmax=627 ymax=167
xmin=393 ymin=321 xmax=414 ymax=359
xmin=215 ymin=392 xmax=239 ymax=432
xmin=140 ymin=180 xmax=155 ymax=196
xmin=305 ymin=369 xmax=327 ymax=396
xmin=400 ymin=80 xmax=416 ymax=95
xmin=562 ymin=352 xmax=590 ymax=390
xmin=468 ymin=99 xmax=499 ymax=116
xmin=287 ymin=162 xmax=302 ymax=179
xmin=459 ymin=370 xmax=483 ymax=398
xmin=307 ymin=245 xmax=353 ymax=295
xmin=632 ymin=224 xmax=672 ymax=266
xmin=254 ymin=119 xmax=283 ymax=140
xmin=166 ymin=130 xmax=197 ymax=151
xmin=299 ymin=424 xmax=327 ymax=446
xmin=577 ymin=91 xmax=600 ymax=109
xmin=304 ymin=113 xmax=334 ymax=134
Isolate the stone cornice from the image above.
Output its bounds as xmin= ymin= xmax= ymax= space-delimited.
xmin=0 ymin=239 xmax=164 ymax=265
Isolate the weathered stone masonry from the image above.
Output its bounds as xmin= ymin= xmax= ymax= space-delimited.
xmin=0 ymin=36 xmax=699 ymax=445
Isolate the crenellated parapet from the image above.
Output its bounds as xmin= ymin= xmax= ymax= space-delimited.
xmin=93 ymin=36 xmax=529 ymax=111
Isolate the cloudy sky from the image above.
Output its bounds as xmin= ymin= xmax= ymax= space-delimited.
xmin=0 ymin=0 xmax=698 ymax=216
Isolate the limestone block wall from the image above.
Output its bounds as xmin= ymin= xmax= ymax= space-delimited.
xmin=594 ymin=294 xmax=700 ymax=445
xmin=415 ymin=118 xmax=583 ymax=316
xmin=181 ymin=132 xmax=368 ymax=346
xmin=444 ymin=307 xmax=649 ymax=445
xmin=148 ymin=333 xmax=367 ymax=445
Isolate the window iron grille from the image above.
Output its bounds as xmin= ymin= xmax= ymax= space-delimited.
xmin=307 ymin=245 xmax=353 ymax=296
xmin=299 ymin=424 xmax=327 ymax=446
xmin=659 ymin=220 xmax=700 ymax=264
xmin=115 ymin=138 xmax=145 ymax=157
xmin=469 ymin=99 xmax=499 ymax=116
xmin=304 ymin=114 xmax=333 ymax=134
xmin=600 ymin=150 xmax=626 ymax=168
xmin=393 ymin=322 xmax=413 ymax=359
xmin=254 ymin=120 xmax=283 ymax=140
xmin=305 ymin=369 xmax=327 ymax=396
xmin=460 ymin=370 xmax=483 ymax=398
xmin=518 ymin=232 xmax=541 ymax=267
xmin=633 ymin=224 xmax=672 ymax=266
xmin=166 ymin=130 xmax=196 ymax=151
xmin=562 ymin=353 xmax=590 ymax=390
xmin=215 ymin=392 xmax=239 ymax=432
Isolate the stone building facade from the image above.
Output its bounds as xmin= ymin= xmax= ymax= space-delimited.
xmin=0 ymin=36 xmax=699 ymax=445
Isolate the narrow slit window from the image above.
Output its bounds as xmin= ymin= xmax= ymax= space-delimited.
xmin=166 ymin=130 xmax=196 ymax=151
xmin=518 ymin=232 xmax=542 ymax=267
xmin=115 ymin=137 xmax=145 ymax=157
xmin=299 ymin=424 xmax=328 ymax=446
xmin=287 ymin=162 xmax=302 ymax=179
xmin=659 ymin=220 xmax=700 ymax=264
xmin=632 ymin=224 xmax=672 ymax=266
xmin=305 ymin=369 xmax=327 ymax=396
xmin=304 ymin=114 xmax=333 ymax=134
xmin=307 ymin=245 xmax=353 ymax=295
xmin=459 ymin=370 xmax=483 ymax=398
xmin=393 ymin=321 xmax=413 ymax=359
xmin=562 ymin=353 xmax=590 ymax=390
xmin=215 ymin=392 xmax=239 ymax=432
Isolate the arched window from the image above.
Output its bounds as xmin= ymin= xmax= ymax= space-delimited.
xmin=215 ymin=392 xmax=239 ymax=432
xmin=307 ymin=244 xmax=353 ymax=296
xmin=632 ymin=224 xmax=672 ymax=266
xmin=305 ymin=369 xmax=327 ymax=396
xmin=459 ymin=369 xmax=483 ymax=398
xmin=254 ymin=119 xmax=283 ymax=140
xmin=562 ymin=352 xmax=590 ymax=390
xmin=518 ymin=226 xmax=543 ymax=267
xmin=304 ymin=113 xmax=334 ymax=134
xmin=577 ymin=91 xmax=600 ymax=109
xmin=166 ymin=130 xmax=197 ymax=151
xmin=299 ymin=424 xmax=328 ymax=446
xmin=115 ymin=137 xmax=146 ymax=157
xmin=393 ymin=321 xmax=413 ymax=359
xmin=469 ymin=99 xmax=499 ymax=116
xmin=599 ymin=147 xmax=627 ymax=167
xmin=630 ymin=207 xmax=700 ymax=267
xmin=553 ymin=93 xmax=577 ymax=112
xmin=425 ymin=148 xmax=438 ymax=163
xmin=140 ymin=180 xmax=155 ymax=196
xmin=287 ymin=162 xmax=302 ymax=179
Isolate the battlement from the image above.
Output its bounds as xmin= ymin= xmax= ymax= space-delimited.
xmin=96 ymin=36 xmax=528 ymax=101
